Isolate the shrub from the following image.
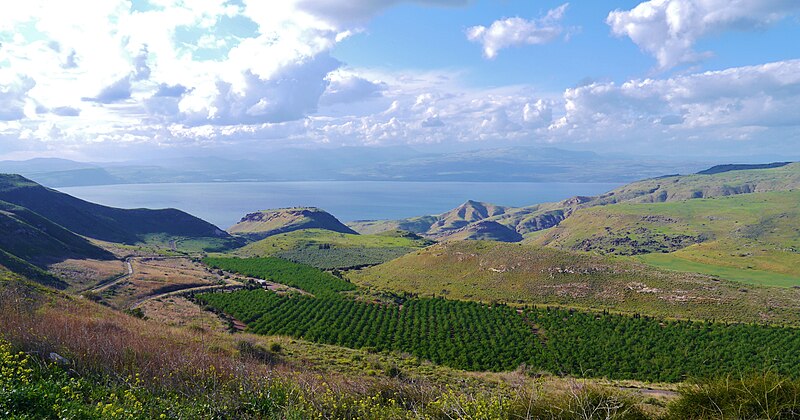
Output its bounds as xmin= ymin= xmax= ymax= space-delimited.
xmin=667 ymin=372 xmax=800 ymax=419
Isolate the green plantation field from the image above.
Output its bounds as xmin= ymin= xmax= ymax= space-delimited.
xmin=203 ymin=256 xmax=355 ymax=296
xmin=349 ymin=240 xmax=800 ymax=324
xmin=197 ymin=287 xmax=800 ymax=382
xmin=196 ymin=256 xmax=800 ymax=383
xmin=198 ymin=291 xmax=535 ymax=372
xmin=275 ymin=246 xmax=419 ymax=269
xmin=233 ymin=229 xmax=433 ymax=269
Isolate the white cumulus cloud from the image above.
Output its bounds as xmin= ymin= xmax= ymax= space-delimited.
xmin=607 ymin=0 xmax=800 ymax=70
xmin=467 ymin=3 xmax=569 ymax=59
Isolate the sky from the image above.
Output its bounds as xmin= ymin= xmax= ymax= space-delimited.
xmin=1 ymin=0 xmax=799 ymax=161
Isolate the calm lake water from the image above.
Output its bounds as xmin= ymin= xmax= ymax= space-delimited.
xmin=59 ymin=181 xmax=621 ymax=230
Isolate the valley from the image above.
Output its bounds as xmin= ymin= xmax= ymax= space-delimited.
xmin=2 ymin=163 xmax=800 ymax=418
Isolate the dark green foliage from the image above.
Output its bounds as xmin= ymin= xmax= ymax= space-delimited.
xmin=197 ymin=290 xmax=538 ymax=372
xmin=237 ymin=340 xmax=278 ymax=364
xmin=199 ymin=288 xmax=800 ymax=382
xmin=524 ymin=309 xmax=800 ymax=382
xmin=202 ymin=257 xmax=356 ymax=296
xmin=124 ymin=308 xmax=146 ymax=319
xmin=275 ymin=246 xmax=416 ymax=269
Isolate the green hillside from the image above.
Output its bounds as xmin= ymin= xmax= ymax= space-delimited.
xmin=532 ymin=191 xmax=800 ymax=287
xmin=350 ymin=162 xmax=800 ymax=241
xmin=349 ymin=240 xmax=800 ymax=324
xmin=0 ymin=200 xmax=113 ymax=264
xmin=233 ymin=228 xmax=433 ymax=269
xmin=228 ymin=207 xmax=357 ymax=241
xmin=0 ymin=174 xmax=235 ymax=249
xmin=0 ymin=249 xmax=67 ymax=289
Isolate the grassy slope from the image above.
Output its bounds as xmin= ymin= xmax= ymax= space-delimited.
xmin=0 ymin=174 xmax=234 ymax=250
xmin=532 ymin=191 xmax=800 ymax=286
xmin=0 ymin=200 xmax=114 ymax=264
xmin=236 ymin=229 xmax=432 ymax=254
xmin=349 ymin=240 xmax=800 ymax=324
xmin=350 ymin=163 xmax=800 ymax=240
xmin=232 ymin=228 xmax=434 ymax=269
xmin=0 ymin=273 xmax=679 ymax=419
xmin=228 ymin=207 xmax=357 ymax=240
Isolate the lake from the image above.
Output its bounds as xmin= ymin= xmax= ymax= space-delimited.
xmin=59 ymin=181 xmax=622 ymax=230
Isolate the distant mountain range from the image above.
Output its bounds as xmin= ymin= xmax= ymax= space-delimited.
xmin=0 ymin=146 xmax=711 ymax=187
xmin=348 ymin=162 xmax=800 ymax=242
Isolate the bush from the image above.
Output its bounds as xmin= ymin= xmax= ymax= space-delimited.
xmin=237 ymin=340 xmax=277 ymax=364
xmin=667 ymin=372 xmax=800 ymax=419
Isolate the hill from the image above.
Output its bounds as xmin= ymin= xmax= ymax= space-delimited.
xmin=350 ymin=162 xmax=800 ymax=241
xmin=0 ymin=174 xmax=233 ymax=248
xmin=349 ymin=240 xmax=800 ymax=324
xmin=349 ymin=200 xmax=521 ymax=241
xmin=233 ymin=228 xmax=434 ymax=269
xmin=0 ymin=200 xmax=114 ymax=264
xmin=697 ymin=162 xmax=792 ymax=175
xmin=0 ymin=198 xmax=116 ymax=288
xmin=531 ymin=190 xmax=800 ymax=287
xmin=228 ymin=207 xmax=357 ymax=241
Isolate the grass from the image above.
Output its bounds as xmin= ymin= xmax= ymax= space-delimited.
xmin=100 ymin=257 xmax=222 ymax=308
xmin=638 ymin=252 xmax=800 ymax=288
xmin=236 ymin=228 xmax=432 ymax=255
xmin=275 ymin=246 xmax=418 ymax=269
xmin=0 ymin=273 xmax=675 ymax=419
xmin=532 ymin=191 xmax=800 ymax=286
xmin=232 ymin=228 xmax=433 ymax=269
xmin=349 ymin=240 xmax=800 ymax=324
xmin=46 ymin=258 xmax=126 ymax=292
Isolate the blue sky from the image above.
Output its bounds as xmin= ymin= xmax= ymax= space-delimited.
xmin=0 ymin=0 xmax=799 ymax=161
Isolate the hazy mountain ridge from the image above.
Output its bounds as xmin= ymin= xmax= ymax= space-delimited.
xmin=0 ymin=146 xmax=708 ymax=187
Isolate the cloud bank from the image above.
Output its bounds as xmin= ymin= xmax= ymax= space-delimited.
xmin=0 ymin=0 xmax=798 ymax=160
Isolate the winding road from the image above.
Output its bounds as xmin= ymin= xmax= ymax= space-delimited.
xmin=81 ymin=257 xmax=133 ymax=294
